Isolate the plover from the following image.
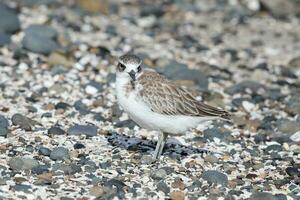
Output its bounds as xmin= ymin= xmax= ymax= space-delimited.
xmin=116 ymin=54 xmax=231 ymax=160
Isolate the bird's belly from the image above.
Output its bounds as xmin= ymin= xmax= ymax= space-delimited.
xmin=117 ymin=92 xmax=212 ymax=134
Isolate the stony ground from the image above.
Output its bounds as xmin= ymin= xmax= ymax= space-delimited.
xmin=0 ymin=0 xmax=300 ymax=199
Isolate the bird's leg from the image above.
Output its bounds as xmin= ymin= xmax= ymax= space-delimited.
xmin=153 ymin=132 xmax=168 ymax=160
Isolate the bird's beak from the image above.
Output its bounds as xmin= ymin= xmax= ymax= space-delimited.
xmin=128 ymin=70 xmax=136 ymax=81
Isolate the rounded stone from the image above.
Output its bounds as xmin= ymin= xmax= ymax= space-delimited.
xmin=48 ymin=126 xmax=65 ymax=135
xmin=67 ymin=124 xmax=97 ymax=137
xmin=201 ymin=170 xmax=228 ymax=186
xmin=50 ymin=147 xmax=70 ymax=161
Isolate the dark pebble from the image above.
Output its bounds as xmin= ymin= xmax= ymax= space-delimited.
xmin=286 ymin=167 xmax=300 ymax=177
xmin=48 ymin=126 xmax=65 ymax=135
xmin=38 ymin=147 xmax=51 ymax=156
xmin=225 ymin=80 xmax=265 ymax=95
xmin=55 ymin=102 xmax=71 ymax=110
xmin=67 ymin=124 xmax=97 ymax=137
xmin=22 ymin=34 xmax=59 ymax=55
xmin=156 ymin=181 xmax=170 ymax=194
xmin=74 ymin=143 xmax=85 ymax=149
xmin=162 ymin=60 xmax=208 ymax=90
xmin=32 ymin=165 xmax=50 ymax=175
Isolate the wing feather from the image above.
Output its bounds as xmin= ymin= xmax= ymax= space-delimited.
xmin=137 ymin=70 xmax=231 ymax=120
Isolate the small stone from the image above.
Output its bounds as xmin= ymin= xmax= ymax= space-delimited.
xmin=157 ymin=181 xmax=170 ymax=194
xmin=170 ymin=191 xmax=185 ymax=200
xmin=0 ymin=128 xmax=8 ymax=137
xmin=38 ymin=147 xmax=51 ymax=156
xmin=74 ymin=143 xmax=85 ymax=149
xmin=286 ymin=167 xmax=300 ymax=177
xmin=67 ymin=124 xmax=97 ymax=137
xmin=0 ymin=4 xmax=20 ymax=33
xmin=278 ymin=120 xmax=300 ymax=134
xmin=201 ymin=170 xmax=228 ymax=186
xmin=151 ymin=168 xmax=167 ymax=180
xmin=250 ymin=192 xmax=276 ymax=200
xmin=0 ymin=32 xmax=10 ymax=46
xmin=74 ymin=100 xmax=89 ymax=115
xmin=48 ymin=126 xmax=65 ymax=135
xmin=12 ymin=184 xmax=32 ymax=193
xmin=25 ymin=24 xmax=57 ymax=39
xmin=225 ymin=80 xmax=265 ymax=95
xmin=11 ymin=113 xmax=34 ymax=131
xmin=52 ymin=163 xmax=82 ymax=175
xmin=55 ymin=102 xmax=71 ymax=110
xmin=162 ymin=60 xmax=208 ymax=90
xmin=90 ymin=185 xmax=104 ymax=198
xmin=50 ymin=147 xmax=70 ymax=161
xmin=9 ymin=157 xmax=39 ymax=171
xmin=0 ymin=114 xmax=9 ymax=128
xmin=22 ymin=34 xmax=59 ymax=55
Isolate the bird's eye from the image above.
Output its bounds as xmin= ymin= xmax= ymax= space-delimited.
xmin=118 ymin=63 xmax=126 ymax=71
xmin=137 ymin=66 xmax=142 ymax=72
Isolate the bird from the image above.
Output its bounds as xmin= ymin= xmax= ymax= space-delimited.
xmin=115 ymin=54 xmax=231 ymax=160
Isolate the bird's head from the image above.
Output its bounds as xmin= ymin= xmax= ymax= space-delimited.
xmin=117 ymin=54 xmax=142 ymax=81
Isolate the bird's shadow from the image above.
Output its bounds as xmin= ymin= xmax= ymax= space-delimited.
xmin=105 ymin=132 xmax=216 ymax=158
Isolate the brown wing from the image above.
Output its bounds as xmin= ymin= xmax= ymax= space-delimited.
xmin=137 ymin=70 xmax=231 ymax=120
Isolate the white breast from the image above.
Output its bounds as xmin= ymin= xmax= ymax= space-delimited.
xmin=116 ymin=76 xmax=216 ymax=135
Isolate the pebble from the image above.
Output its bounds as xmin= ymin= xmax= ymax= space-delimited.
xmin=201 ymin=170 xmax=228 ymax=186
xmin=156 ymin=181 xmax=170 ymax=194
xmin=250 ymin=192 xmax=276 ymax=200
xmin=9 ymin=157 xmax=39 ymax=171
xmin=48 ymin=126 xmax=65 ymax=135
xmin=67 ymin=124 xmax=97 ymax=137
xmin=286 ymin=167 xmax=300 ymax=177
xmin=225 ymin=80 xmax=264 ymax=95
xmin=151 ymin=168 xmax=167 ymax=180
xmin=50 ymin=147 xmax=70 ymax=161
xmin=0 ymin=32 xmax=10 ymax=46
xmin=11 ymin=114 xmax=34 ymax=131
xmin=162 ymin=60 xmax=208 ymax=89
xmin=22 ymin=34 xmax=59 ymax=54
xmin=24 ymin=24 xmax=58 ymax=39
xmin=38 ymin=147 xmax=52 ymax=156
xmin=0 ymin=114 xmax=9 ymax=137
xmin=0 ymin=4 xmax=20 ymax=33
xmin=73 ymin=143 xmax=85 ymax=149
xmin=12 ymin=184 xmax=32 ymax=193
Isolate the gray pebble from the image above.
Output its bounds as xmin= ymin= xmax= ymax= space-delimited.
xmin=225 ymin=80 xmax=265 ymax=95
xmin=201 ymin=170 xmax=228 ymax=186
xmin=9 ymin=157 xmax=39 ymax=171
xmin=24 ymin=24 xmax=57 ymax=39
xmin=48 ymin=126 xmax=65 ymax=135
xmin=151 ymin=168 xmax=167 ymax=180
xmin=67 ymin=124 xmax=97 ymax=137
xmin=250 ymin=192 xmax=276 ymax=200
xmin=50 ymin=147 xmax=70 ymax=161
xmin=12 ymin=184 xmax=32 ymax=193
xmin=22 ymin=34 xmax=59 ymax=55
xmin=38 ymin=147 xmax=52 ymax=156
xmin=156 ymin=181 xmax=170 ymax=194
xmin=11 ymin=114 xmax=33 ymax=131
xmin=0 ymin=32 xmax=10 ymax=46
xmin=0 ymin=4 xmax=20 ymax=33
